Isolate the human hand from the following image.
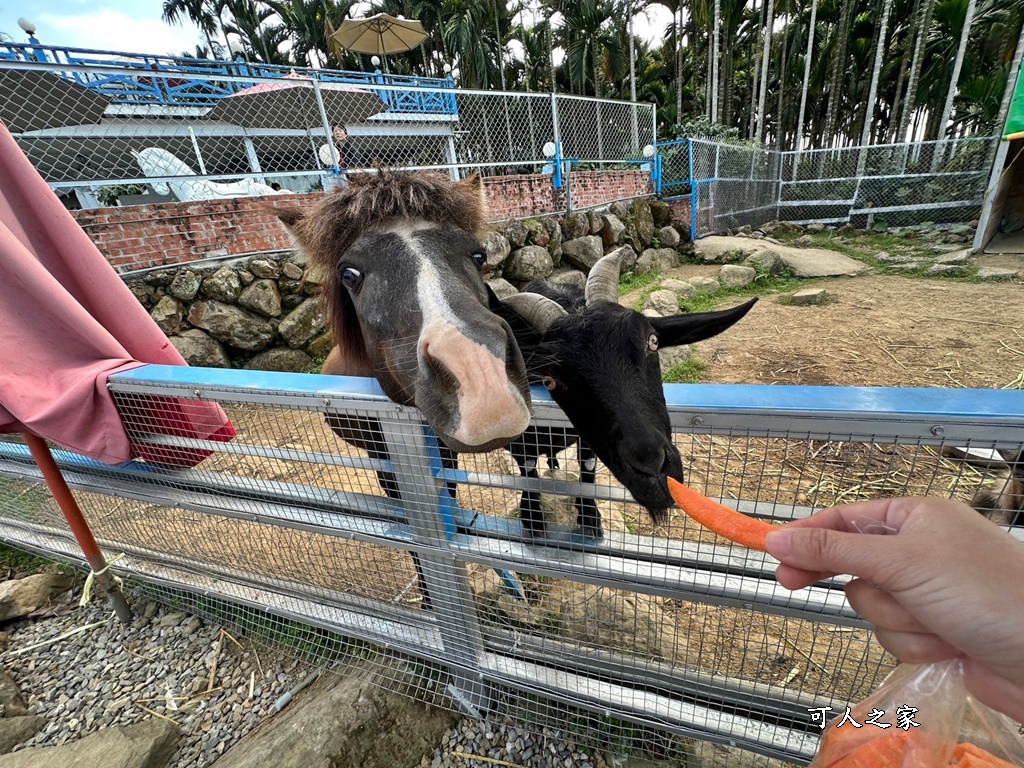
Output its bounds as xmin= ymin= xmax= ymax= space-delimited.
xmin=764 ymin=497 xmax=1024 ymax=722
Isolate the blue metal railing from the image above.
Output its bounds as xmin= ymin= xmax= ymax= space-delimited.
xmin=0 ymin=42 xmax=457 ymax=115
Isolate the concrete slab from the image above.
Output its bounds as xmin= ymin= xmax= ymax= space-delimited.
xmin=694 ymin=236 xmax=870 ymax=278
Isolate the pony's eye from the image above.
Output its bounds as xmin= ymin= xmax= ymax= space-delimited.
xmin=647 ymin=333 xmax=659 ymax=352
xmin=542 ymin=376 xmax=557 ymax=391
xmin=340 ymin=266 xmax=363 ymax=292
xmin=471 ymin=252 xmax=486 ymax=268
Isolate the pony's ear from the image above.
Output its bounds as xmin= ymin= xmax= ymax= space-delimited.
xmin=457 ymin=173 xmax=485 ymax=209
xmin=273 ymin=206 xmax=305 ymax=232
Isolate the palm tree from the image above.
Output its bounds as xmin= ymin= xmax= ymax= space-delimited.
xmin=794 ymin=0 xmax=820 ymax=157
xmin=856 ymin=0 xmax=893 ymax=172
xmin=895 ymin=0 xmax=936 ymax=142
xmin=162 ymin=0 xmax=225 ymax=57
xmin=935 ymin=0 xmax=977 ymax=139
xmin=755 ymin=0 xmax=774 ymax=142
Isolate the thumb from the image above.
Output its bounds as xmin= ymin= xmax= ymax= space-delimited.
xmin=766 ymin=526 xmax=905 ymax=586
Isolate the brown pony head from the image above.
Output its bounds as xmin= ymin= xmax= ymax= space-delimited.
xmin=272 ymin=170 xmax=531 ymax=453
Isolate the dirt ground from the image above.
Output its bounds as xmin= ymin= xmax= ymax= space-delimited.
xmin=630 ymin=269 xmax=1024 ymax=390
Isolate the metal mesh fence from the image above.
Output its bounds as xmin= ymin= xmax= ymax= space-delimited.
xmin=0 ymin=370 xmax=1021 ymax=766
xmin=659 ymin=137 xmax=997 ymax=237
xmin=0 ymin=56 xmax=654 ymax=214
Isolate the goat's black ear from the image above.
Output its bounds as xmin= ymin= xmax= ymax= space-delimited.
xmin=649 ymin=298 xmax=757 ymax=347
xmin=485 ymin=284 xmax=504 ymax=311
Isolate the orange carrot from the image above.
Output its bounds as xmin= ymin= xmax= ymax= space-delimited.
xmin=952 ymin=742 xmax=1018 ymax=768
xmin=667 ymin=477 xmax=776 ymax=552
xmin=823 ymin=729 xmax=914 ymax=768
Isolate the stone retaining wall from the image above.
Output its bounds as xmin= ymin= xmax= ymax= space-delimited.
xmin=125 ymin=197 xmax=692 ymax=372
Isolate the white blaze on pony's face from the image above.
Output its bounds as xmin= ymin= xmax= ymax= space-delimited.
xmin=355 ymin=220 xmax=531 ymax=452
xmin=274 ymin=171 xmax=531 ymax=454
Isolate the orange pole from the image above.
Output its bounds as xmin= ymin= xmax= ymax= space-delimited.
xmin=23 ymin=434 xmax=134 ymax=623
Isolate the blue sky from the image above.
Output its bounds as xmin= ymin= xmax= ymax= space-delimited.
xmin=1 ymin=0 xmax=671 ymax=59
xmin=0 ymin=0 xmax=204 ymax=55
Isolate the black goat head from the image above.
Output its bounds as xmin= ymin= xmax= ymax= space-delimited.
xmin=502 ymin=253 xmax=757 ymax=523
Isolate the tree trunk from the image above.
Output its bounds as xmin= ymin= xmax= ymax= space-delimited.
xmin=934 ymin=0 xmax=977 ymax=142
xmin=823 ymin=0 xmax=854 ymax=148
xmin=897 ymin=0 xmax=936 ymax=144
xmin=748 ymin=0 xmax=761 ymax=138
xmin=756 ymin=0 xmax=774 ymax=143
xmin=711 ymin=0 xmax=721 ymax=123
xmin=886 ymin=0 xmax=921 ymax=141
xmin=492 ymin=0 xmax=506 ymax=91
xmin=795 ymin=0 xmax=819 ymax=154
xmin=677 ymin=3 xmax=685 ymax=124
xmin=775 ymin=21 xmax=789 ymax=148
xmin=857 ymin=0 xmax=893 ymax=174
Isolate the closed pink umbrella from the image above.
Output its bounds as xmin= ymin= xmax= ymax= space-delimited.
xmin=0 ymin=120 xmax=235 ymax=620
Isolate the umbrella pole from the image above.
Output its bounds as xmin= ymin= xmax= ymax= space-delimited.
xmin=23 ymin=434 xmax=134 ymax=624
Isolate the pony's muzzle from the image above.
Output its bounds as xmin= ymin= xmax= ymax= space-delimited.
xmin=418 ymin=320 xmax=531 ymax=452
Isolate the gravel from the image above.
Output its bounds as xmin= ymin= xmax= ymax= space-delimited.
xmin=2 ymin=593 xmax=315 ymax=767
xmin=2 ymin=592 xmax=630 ymax=768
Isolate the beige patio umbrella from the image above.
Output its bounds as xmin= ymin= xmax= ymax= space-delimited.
xmin=330 ymin=13 xmax=427 ymax=66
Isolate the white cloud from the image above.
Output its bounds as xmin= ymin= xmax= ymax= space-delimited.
xmin=37 ymin=8 xmax=203 ymax=56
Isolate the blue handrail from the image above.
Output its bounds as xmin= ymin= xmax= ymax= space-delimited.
xmin=0 ymin=42 xmax=458 ymax=115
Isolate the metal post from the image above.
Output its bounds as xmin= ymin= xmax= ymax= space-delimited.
xmin=23 ymin=434 xmax=134 ymax=623
xmin=311 ymin=78 xmax=340 ymax=181
xmin=243 ymin=137 xmax=266 ymax=185
xmin=973 ymin=138 xmax=1010 ymax=252
xmin=379 ymin=416 xmax=491 ymax=717
xmin=688 ymin=139 xmax=697 ymax=241
xmin=445 ymin=134 xmax=460 ymax=182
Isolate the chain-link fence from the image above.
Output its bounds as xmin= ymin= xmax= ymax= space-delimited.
xmin=0 ymin=53 xmax=654 ymax=214
xmin=1 ymin=367 xmax=1021 ymax=766
xmin=660 ymin=137 xmax=997 ymax=238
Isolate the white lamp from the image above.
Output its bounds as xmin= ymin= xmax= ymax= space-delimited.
xmin=642 ymin=144 xmax=655 ymax=158
xmin=17 ymin=17 xmax=36 ymax=35
xmin=443 ymin=63 xmax=452 ymax=75
xmin=371 ymin=55 xmax=381 ymax=68
xmin=542 ymin=141 xmax=557 ymax=159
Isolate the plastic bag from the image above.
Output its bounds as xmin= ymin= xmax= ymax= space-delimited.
xmin=808 ymin=659 xmax=1024 ymax=767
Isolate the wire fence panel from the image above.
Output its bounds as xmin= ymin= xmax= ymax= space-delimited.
xmin=0 ymin=58 xmax=655 ymax=214
xmin=658 ymin=137 xmax=998 ymax=237
xmin=1 ymin=369 xmax=1021 ymax=765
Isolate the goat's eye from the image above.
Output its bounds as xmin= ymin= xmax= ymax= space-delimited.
xmin=542 ymin=376 xmax=557 ymax=391
xmin=470 ymin=252 xmax=486 ymax=268
xmin=340 ymin=266 xmax=363 ymax=292
xmin=647 ymin=333 xmax=659 ymax=352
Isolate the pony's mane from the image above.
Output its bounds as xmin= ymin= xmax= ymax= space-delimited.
xmin=271 ymin=170 xmax=487 ymax=377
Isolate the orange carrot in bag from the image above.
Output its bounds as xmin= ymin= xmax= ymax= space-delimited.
xmin=667 ymin=477 xmax=776 ymax=551
xmin=952 ymin=742 xmax=1018 ymax=768
xmin=825 ymin=729 xmax=914 ymax=768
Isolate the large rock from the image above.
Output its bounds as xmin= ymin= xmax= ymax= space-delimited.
xmin=540 ymin=216 xmax=562 ymax=245
xmin=789 ymin=287 xmax=829 ymax=305
xmin=248 ymin=257 xmax=280 ymax=279
xmin=187 ymin=302 xmax=275 ymax=351
xmin=167 ymin=269 xmax=201 ymax=301
xmin=562 ymin=211 xmax=590 ymax=240
xmin=660 ymin=279 xmax=697 ymax=301
xmin=586 ymin=209 xmax=603 ymax=235
xmin=657 ymin=226 xmax=680 ymax=248
xmin=170 ymin=329 xmax=230 ymax=368
xmin=600 ymin=214 xmax=626 ymax=248
xmin=688 ymin=275 xmax=721 ymax=294
xmin=976 ymin=267 xmax=1019 ymax=281
xmin=245 ymin=348 xmax=314 ymax=372
xmin=719 ymin=264 xmax=756 ymax=288
xmin=480 ymin=231 xmax=511 ymax=270
xmin=485 ymin=277 xmax=519 ymax=300
xmin=149 ymin=296 xmax=183 ymax=336
xmin=526 ymin=219 xmax=550 ymax=247
xmin=547 ymin=268 xmax=587 ymax=291
xmin=743 ymin=250 xmax=786 ymax=276
xmin=305 ymin=332 xmax=334 ymax=360
xmin=239 ymin=280 xmax=282 ymax=318
xmin=278 ymin=298 xmax=327 ymax=348
xmin=0 ymin=574 xmax=72 ymax=623
xmin=634 ymin=248 xmax=679 ymax=276
xmin=697 ymin=237 xmax=869 ymax=277
xmin=627 ymin=200 xmax=656 ymax=249
xmin=201 ymin=267 xmax=242 ymax=302
xmin=0 ymin=716 xmax=45 ymax=754
xmin=658 ymin=345 xmax=691 ymax=371
xmin=561 ymin=236 xmax=605 ymax=272
xmin=0 ymin=672 xmax=28 ymax=717
xmin=209 ymin=665 xmax=456 ymax=768
xmin=649 ymin=200 xmax=672 ymax=228
xmin=504 ymin=246 xmax=553 ymax=281
xmin=0 ymin=718 xmax=178 ymax=768
xmin=643 ymin=290 xmax=679 ymax=316
xmin=505 ymin=219 xmax=529 ymax=247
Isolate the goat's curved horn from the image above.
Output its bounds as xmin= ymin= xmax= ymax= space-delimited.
xmin=503 ymin=292 xmax=568 ymax=333
xmin=585 ymin=252 xmax=623 ymax=306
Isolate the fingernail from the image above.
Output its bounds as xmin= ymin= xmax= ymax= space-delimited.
xmin=765 ymin=529 xmax=791 ymax=558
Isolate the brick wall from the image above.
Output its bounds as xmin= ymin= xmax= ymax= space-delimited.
xmin=73 ymin=170 xmax=656 ymax=273
xmin=665 ymin=194 xmax=693 ymax=234
xmin=569 ymin=170 xmax=653 ymax=210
